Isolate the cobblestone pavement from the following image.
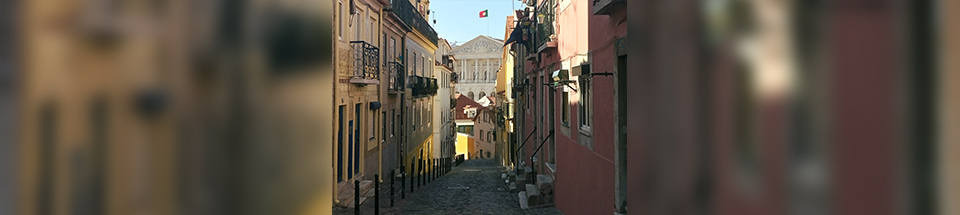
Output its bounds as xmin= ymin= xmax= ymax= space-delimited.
xmin=333 ymin=159 xmax=563 ymax=215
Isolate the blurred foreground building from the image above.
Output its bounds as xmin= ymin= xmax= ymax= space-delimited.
xmin=14 ymin=0 xmax=336 ymax=214
xmin=501 ymin=0 xmax=960 ymax=215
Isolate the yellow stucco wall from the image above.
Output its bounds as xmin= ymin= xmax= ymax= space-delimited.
xmin=456 ymin=133 xmax=474 ymax=159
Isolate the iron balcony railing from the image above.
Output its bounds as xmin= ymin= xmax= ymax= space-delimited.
xmin=351 ymin=41 xmax=380 ymax=80
xmin=536 ymin=0 xmax=555 ymax=49
xmin=388 ymin=62 xmax=405 ymax=91
xmin=390 ymin=0 xmax=438 ymax=45
xmin=410 ymin=76 xmax=437 ymax=97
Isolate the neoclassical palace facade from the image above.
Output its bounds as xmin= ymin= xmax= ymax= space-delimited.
xmin=451 ymin=36 xmax=503 ymax=101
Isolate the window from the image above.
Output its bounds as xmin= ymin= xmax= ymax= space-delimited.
xmin=414 ymin=102 xmax=418 ymax=131
xmin=383 ymin=33 xmax=388 ymax=66
xmin=579 ymin=65 xmax=592 ymax=133
xmin=354 ymin=103 xmax=361 ymax=175
xmin=337 ymin=105 xmax=344 ymax=182
xmin=457 ymin=125 xmax=474 ymax=135
xmin=480 ymin=130 xmax=484 ymax=141
xmin=338 ymin=0 xmax=343 ymax=39
xmin=369 ymin=109 xmax=375 ymax=140
xmin=382 ymin=111 xmax=387 ymax=143
xmin=391 ymin=109 xmax=396 ymax=137
xmin=390 ymin=38 xmax=397 ymax=62
xmin=369 ymin=15 xmax=375 ymax=43
xmin=355 ymin=9 xmax=362 ymax=40
xmin=561 ymin=90 xmax=569 ymax=126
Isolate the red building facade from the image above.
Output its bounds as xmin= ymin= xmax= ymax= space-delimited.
xmin=510 ymin=0 xmax=625 ymax=214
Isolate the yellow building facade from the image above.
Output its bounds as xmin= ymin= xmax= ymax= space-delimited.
xmin=332 ymin=0 xmax=389 ymax=207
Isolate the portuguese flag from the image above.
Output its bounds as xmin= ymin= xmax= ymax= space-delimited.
xmin=479 ymin=9 xmax=489 ymax=18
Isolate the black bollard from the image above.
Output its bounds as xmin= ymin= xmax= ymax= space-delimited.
xmin=410 ymin=162 xmax=414 ymax=192
xmin=375 ymin=174 xmax=380 ymax=214
xmin=390 ymin=170 xmax=395 ymax=206
xmin=418 ymin=158 xmax=423 ymax=187
xmin=355 ymin=180 xmax=360 ymax=215
xmin=401 ymin=167 xmax=406 ymax=199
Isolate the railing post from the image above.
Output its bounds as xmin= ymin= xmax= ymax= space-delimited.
xmin=354 ymin=180 xmax=360 ymax=215
xmin=390 ymin=170 xmax=395 ymax=206
xmin=375 ymin=174 xmax=380 ymax=214
xmin=401 ymin=166 xmax=405 ymax=199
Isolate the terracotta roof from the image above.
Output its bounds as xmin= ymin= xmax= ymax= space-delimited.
xmin=455 ymin=94 xmax=484 ymax=120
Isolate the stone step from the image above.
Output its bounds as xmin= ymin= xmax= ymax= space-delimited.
xmin=515 ymin=174 xmax=527 ymax=185
xmin=336 ymin=180 xmax=375 ymax=207
xmin=518 ymin=191 xmax=530 ymax=209
xmin=359 ymin=180 xmax=374 ymax=197
xmin=509 ymin=182 xmax=518 ymax=192
xmin=525 ymin=184 xmax=540 ymax=206
xmin=536 ymin=174 xmax=554 ymax=191
xmin=535 ymin=174 xmax=554 ymax=204
xmin=344 ymin=197 xmax=368 ymax=208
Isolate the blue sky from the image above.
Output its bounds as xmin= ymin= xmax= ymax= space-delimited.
xmin=429 ymin=0 xmax=525 ymax=46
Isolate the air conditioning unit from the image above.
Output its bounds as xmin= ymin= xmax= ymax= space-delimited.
xmin=551 ymin=69 xmax=568 ymax=83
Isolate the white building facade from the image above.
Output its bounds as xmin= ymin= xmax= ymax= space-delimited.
xmin=433 ymin=39 xmax=456 ymax=159
xmin=450 ymin=36 xmax=503 ymax=101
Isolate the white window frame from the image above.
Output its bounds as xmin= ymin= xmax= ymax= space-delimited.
xmin=578 ymin=65 xmax=593 ymax=135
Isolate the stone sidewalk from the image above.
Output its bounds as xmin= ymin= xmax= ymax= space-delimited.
xmin=333 ymin=159 xmax=562 ymax=215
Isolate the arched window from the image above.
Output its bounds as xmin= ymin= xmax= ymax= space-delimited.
xmin=468 ymin=92 xmax=475 ymax=100
xmin=479 ymin=92 xmax=486 ymax=99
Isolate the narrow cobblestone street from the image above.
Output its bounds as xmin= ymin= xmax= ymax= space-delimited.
xmin=333 ymin=159 xmax=562 ymax=215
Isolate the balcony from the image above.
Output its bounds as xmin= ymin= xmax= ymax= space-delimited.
xmin=440 ymin=55 xmax=455 ymax=69
xmin=350 ymin=41 xmax=380 ymax=85
xmin=388 ymin=62 xmax=405 ymax=92
xmin=410 ymin=76 xmax=438 ymax=97
xmin=593 ymin=0 xmax=625 ymax=15
xmin=536 ymin=0 xmax=557 ymax=52
xmin=391 ymin=0 xmax=438 ymax=45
